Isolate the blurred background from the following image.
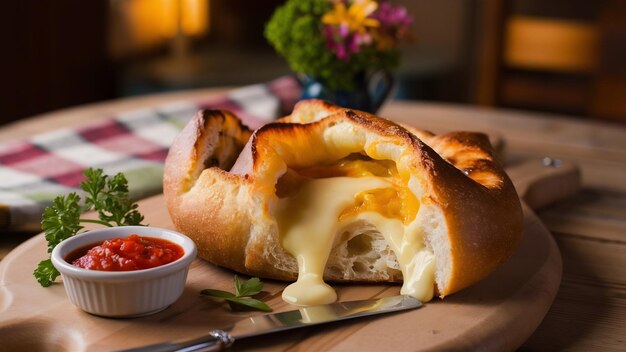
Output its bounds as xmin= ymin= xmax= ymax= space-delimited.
xmin=2 ymin=0 xmax=626 ymax=126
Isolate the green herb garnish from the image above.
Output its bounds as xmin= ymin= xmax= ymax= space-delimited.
xmin=201 ymin=276 xmax=272 ymax=312
xmin=33 ymin=168 xmax=145 ymax=287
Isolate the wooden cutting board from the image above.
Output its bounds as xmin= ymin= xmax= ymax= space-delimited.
xmin=0 ymin=160 xmax=579 ymax=351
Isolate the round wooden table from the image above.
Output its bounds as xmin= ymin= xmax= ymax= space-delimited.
xmin=1 ymin=91 xmax=625 ymax=351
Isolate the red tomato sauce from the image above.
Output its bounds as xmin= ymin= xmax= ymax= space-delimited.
xmin=67 ymin=234 xmax=184 ymax=271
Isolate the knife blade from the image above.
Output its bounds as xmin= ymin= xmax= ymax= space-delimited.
xmin=121 ymin=295 xmax=422 ymax=352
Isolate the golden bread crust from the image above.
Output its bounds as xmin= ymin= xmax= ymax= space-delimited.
xmin=163 ymin=100 xmax=523 ymax=297
xmin=163 ymin=110 xmax=253 ymax=273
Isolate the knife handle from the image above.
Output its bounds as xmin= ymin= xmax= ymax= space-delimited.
xmin=119 ymin=330 xmax=235 ymax=352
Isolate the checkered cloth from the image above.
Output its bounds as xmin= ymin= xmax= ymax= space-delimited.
xmin=0 ymin=76 xmax=302 ymax=231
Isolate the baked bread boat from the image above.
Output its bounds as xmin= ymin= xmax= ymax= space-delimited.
xmin=163 ymin=100 xmax=523 ymax=305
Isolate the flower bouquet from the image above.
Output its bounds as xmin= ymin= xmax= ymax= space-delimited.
xmin=265 ymin=0 xmax=412 ymax=111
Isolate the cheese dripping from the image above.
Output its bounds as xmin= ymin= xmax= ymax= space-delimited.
xmin=273 ymin=159 xmax=435 ymax=306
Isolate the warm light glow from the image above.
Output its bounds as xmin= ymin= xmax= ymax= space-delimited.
xmin=505 ymin=16 xmax=597 ymax=72
xmin=185 ymin=0 xmax=210 ymax=36
xmin=120 ymin=0 xmax=209 ymax=47
xmin=161 ymin=0 xmax=210 ymax=38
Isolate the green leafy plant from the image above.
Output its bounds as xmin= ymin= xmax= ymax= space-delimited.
xmin=264 ymin=0 xmax=412 ymax=91
xmin=201 ymin=276 xmax=272 ymax=312
xmin=33 ymin=168 xmax=145 ymax=287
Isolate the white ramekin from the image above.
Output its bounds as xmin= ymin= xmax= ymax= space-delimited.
xmin=51 ymin=226 xmax=197 ymax=318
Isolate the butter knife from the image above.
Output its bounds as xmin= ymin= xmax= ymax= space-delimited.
xmin=121 ymin=295 xmax=422 ymax=352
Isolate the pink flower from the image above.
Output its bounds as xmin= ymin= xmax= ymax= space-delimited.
xmin=373 ymin=1 xmax=412 ymax=29
xmin=322 ymin=1 xmax=412 ymax=60
xmin=370 ymin=1 xmax=413 ymax=49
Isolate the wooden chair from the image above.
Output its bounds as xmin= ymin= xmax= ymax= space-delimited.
xmin=473 ymin=0 xmax=626 ymax=123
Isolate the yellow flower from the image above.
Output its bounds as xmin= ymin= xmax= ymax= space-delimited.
xmin=322 ymin=0 xmax=380 ymax=34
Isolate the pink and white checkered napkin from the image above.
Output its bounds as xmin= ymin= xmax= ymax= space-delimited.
xmin=0 ymin=76 xmax=301 ymax=231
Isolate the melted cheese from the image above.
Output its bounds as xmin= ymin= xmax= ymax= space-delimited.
xmin=276 ymin=177 xmax=390 ymax=306
xmin=296 ymin=157 xmax=395 ymax=178
xmin=274 ymin=159 xmax=435 ymax=306
xmin=340 ymin=186 xmax=419 ymax=224
xmin=355 ymin=212 xmax=435 ymax=300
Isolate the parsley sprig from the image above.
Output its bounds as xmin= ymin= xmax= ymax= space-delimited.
xmin=33 ymin=168 xmax=145 ymax=287
xmin=201 ymin=276 xmax=272 ymax=312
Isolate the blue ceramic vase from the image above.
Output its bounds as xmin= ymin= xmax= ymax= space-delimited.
xmin=299 ymin=71 xmax=394 ymax=114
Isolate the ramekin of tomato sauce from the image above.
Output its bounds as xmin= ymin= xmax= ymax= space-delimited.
xmin=51 ymin=226 xmax=197 ymax=318
xmin=67 ymin=234 xmax=184 ymax=271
